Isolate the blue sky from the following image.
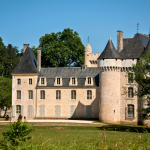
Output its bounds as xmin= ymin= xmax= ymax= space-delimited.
xmin=0 ymin=0 xmax=150 ymax=53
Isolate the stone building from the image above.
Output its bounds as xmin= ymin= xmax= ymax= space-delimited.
xmin=11 ymin=31 xmax=150 ymax=125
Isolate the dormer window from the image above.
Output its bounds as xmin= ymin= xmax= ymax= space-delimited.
xmin=88 ymin=77 xmax=91 ymax=84
xmin=72 ymin=78 xmax=75 ymax=84
xmin=41 ymin=78 xmax=44 ymax=84
xmin=57 ymin=78 xmax=60 ymax=85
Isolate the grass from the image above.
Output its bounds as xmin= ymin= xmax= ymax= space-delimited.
xmin=0 ymin=124 xmax=150 ymax=149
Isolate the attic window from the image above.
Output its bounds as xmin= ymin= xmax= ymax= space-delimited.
xmin=72 ymin=78 xmax=75 ymax=84
xmin=88 ymin=77 xmax=91 ymax=84
xmin=57 ymin=78 xmax=60 ymax=84
xmin=41 ymin=78 xmax=44 ymax=84
xmin=17 ymin=79 xmax=21 ymax=85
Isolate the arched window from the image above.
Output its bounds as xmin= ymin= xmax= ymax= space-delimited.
xmin=71 ymin=90 xmax=76 ymax=99
xmin=128 ymin=87 xmax=133 ymax=98
xmin=28 ymin=90 xmax=33 ymax=99
xmin=56 ymin=90 xmax=61 ymax=99
xmin=17 ymin=91 xmax=21 ymax=99
xmin=16 ymin=105 xmax=21 ymax=115
xmin=29 ymin=79 xmax=32 ymax=85
xmin=17 ymin=79 xmax=21 ymax=85
xmin=127 ymin=104 xmax=134 ymax=118
xmin=88 ymin=77 xmax=91 ymax=84
xmin=72 ymin=78 xmax=75 ymax=84
xmin=87 ymin=90 xmax=92 ymax=99
xmin=40 ymin=90 xmax=45 ymax=99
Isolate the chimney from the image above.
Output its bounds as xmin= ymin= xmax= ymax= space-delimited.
xmin=117 ymin=31 xmax=123 ymax=53
xmin=37 ymin=49 xmax=41 ymax=72
xmin=23 ymin=44 xmax=29 ymax=53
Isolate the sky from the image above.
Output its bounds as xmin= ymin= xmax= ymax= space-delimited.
xmin=0 ymin=0 xmax=150 ymax=54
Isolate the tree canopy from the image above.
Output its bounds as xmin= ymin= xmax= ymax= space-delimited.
xmin=131 ymin=50 xmax=150 ymax=119
xmin=38 ymin=28 xmax=84 ymax=67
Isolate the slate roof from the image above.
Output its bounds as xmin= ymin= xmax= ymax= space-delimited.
xmin=98 ymin=38 xmax=121 ymax=59
xmin=37 ymin=67 xmax=99 ymax=87
xmin=123 ymin=38 xmax=132 ymax=49
xmin=142 ymin=38 xmax=150 ymax=55
xmin=120 ymin=33 xmax=149 ymax=59
xmin=12 ymin=47 xmax=39 ymax=74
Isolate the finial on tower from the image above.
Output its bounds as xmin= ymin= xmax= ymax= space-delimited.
xmin=87 ymin=36 xmax=89 ymax=43
xmin=109 ymin=37 xmax=111 ymax=40
xmin=137 ymin=23 xmax=139 ymax=33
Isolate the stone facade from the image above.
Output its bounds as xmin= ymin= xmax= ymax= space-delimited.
xmin=11 ymin=31 xmax=150 ymax=125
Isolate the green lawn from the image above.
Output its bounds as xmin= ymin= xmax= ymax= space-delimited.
xmin=0 ymin=125 xmax=150 ymax=149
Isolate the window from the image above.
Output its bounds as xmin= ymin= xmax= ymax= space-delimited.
xmin=29 ymin=79 xmax=32 ymax=85
xmin=17 ymin=91 xmax=21 ymax=99
xmin=127 ymin=104 xmax=134 ymax=118
xmin=41 ymin=78 xmax=44 ymax=84
xmin=56 ymin=90 xmax=61 ymax=99
xmin=87 ymin=90 xmax=92 ymax=99
xmin=88 ymin=77 xmax=91 ymax=84
xmin=128 ymin=73 xmax=133 ymax=83
xmin=72 ymin=78 xmax=75 ymax=84
xmin=16 ymin=105 xmax=21 ymax=114
xmin=128 ymin=87 xmax=133 ymax=98
xmin=57 ymin=78 xmax=60 ymax=85
xmin=28 ymin=90 xmax=33 ymax=99
xmin=40 ymin=90 xmax=45 ymax=99
xmin=17 ymin=79 xmax=21 ymax=85
xmin=71 ymin=90 xmax=76 ymax=99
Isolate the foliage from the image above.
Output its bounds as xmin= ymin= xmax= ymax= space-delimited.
xmin=131 ymin=50 xmax=150 ymax=119
xmin=39 ymin=28 xmax=84 ymax=67
xmin=0 ymin=37 xmax=21 ymax=78
xmin=2 ymin=120 xmax=34 ymax=147
xmin=0 ymin=126 xmax=150 ymax=150
xmin=0 ymin=76 xmax=12 ymax=113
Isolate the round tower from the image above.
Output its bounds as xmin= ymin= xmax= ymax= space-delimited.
xmin=98 ymin=38 xmax=122 ymax=123
xmin=84 ymin=44 xmax=92 ymax=67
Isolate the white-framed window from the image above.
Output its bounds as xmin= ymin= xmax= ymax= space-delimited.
xmin=40 ymin=90 xmax=45 ymax=99
xmin=72 ymin=78 xmax=75 ymax=84
xmin=88 ymin=77 xmax=91 ymax=84
xmin=28 ymin=90 xmax=33 ymax=99
xmin=17 ymin=90 xmax=21 ymax=99
xmin=128 ymin=73 xmax=133 ymax=83
xmin=127 ymin=104 xmax=134 ymax=118
xmin=29 ymin=79 xmax=32 ymax=85
xmin=128 ymin=87 xmax=133 ymax=98
xmin=87 ymin=90 xmax=92 ymax=99
xmin=56 ymin=90 xmax=61 ymax=99
xmin=17 ymin=79 xmax=21 ymax=85
xmin=41 ymin=78 xmax=44 ymax=84
xmin=16 ymin=105 xmax=21 ymax=114
xmin=57 ymin=78 xmax=60 ymax=85
xmin=71 ymin=90 xmax=76 ymax=99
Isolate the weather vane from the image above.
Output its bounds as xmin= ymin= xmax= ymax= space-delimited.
xmin=87 ymin=36 xmax=89 ymax=43
xmin=137 ymin=23 xmax=139 ymax=33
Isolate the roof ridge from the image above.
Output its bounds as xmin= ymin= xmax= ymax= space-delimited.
xmin=138 ymin=33 xmax=149 ymax=37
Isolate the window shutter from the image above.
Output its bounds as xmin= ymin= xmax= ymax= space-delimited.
xmin=21 ymin=105 xmax=23 ymax=117
xmin=31 ymin=105 xmax=33 ymax=118
xmin=125 ymin=106 xmax=128 ymax=119
xmin=55 ymin=105 xmax=61 ymax=118
xmin=86 ymin=105 xmax=92 ymax=118
xmin=70 ymin=105 xmax=76 ymax=118
xmin=12 ymin=105 xmax=15 ymax=117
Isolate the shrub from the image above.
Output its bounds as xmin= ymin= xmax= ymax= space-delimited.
xmin=2 ymin=119 xmax=34 ymax=146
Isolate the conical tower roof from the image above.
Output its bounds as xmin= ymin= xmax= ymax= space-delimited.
xmin=98 ymin=38 xmax=121 ymax=59
xmin=85 ymin=43 xmax=92 ymax=53
xmin=12 ymin=47 xmax=39 ymax=74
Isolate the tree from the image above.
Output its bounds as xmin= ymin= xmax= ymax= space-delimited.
xmin=39 ymin=28 xmax=84 ymax=67
xmin=0 ymin=76 xmax=12 ymax=117
xmin=131 ymin=50 xmax=150 ymax=119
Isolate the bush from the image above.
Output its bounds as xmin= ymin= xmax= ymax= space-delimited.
xmin=2 ymin=119 xmax=34 ymax=146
